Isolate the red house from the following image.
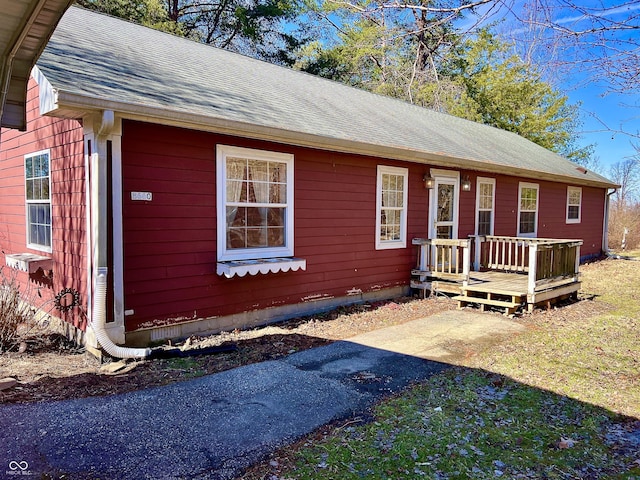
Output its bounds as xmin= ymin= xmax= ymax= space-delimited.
xmin=0 ymin=7 xmax=617 ymax=357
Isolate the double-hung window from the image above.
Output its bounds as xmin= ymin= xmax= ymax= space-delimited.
xmin=566 ymin=186 xmax=581 ymax=223
xmin=376 ymin=165 xmax=408 ymax=249
xmin=216 ymin=145 xmax=294 ymax=262
xmin=518 ymin=182 xmax=539 ymax=237
xmin=476 ymin=177 xmax=495 ymax=236
xmin=25 ymin=150 xmax=52 ymax=252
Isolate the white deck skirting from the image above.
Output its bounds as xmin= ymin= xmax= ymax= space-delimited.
xmin=216 ymin=258 xmax=306 ymax=278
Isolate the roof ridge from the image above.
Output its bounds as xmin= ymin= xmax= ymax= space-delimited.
xmin=36 ymin=6 xmax=616 ymax=188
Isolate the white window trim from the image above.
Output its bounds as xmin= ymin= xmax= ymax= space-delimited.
xmin=375 ymin=165 xmax=409 ymax=250
xmin=566 ymin=186 xmax=582 ymax=224
xmin=24 ymin=149 xmax=52 ymax=253
xmin=475 ymin=177 xmax=495 ymax=236
xmin=428 ymin=169 xmax=460 ymax=241
xmin=517 ymin=181 xmax=539 ymax=238
xmin=216 ymin=145 xmax=295 ymax=262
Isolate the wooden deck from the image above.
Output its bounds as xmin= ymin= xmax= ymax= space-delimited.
xmin=411 ymin=236 xmax=583 ymax=315
xmin=453 ymin=271 xmax=581 ymax=315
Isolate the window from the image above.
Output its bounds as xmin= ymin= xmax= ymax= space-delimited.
xmin=518 ymin=182 xmax=539 ymax=237
xmin=25 ymin=150 xmax=52 ymax=252
xmin=475 ymin=177 xmax=495 ymax=236
xmin=216 ymin=145 xmax=294 ymax=262
xmin=566 ymin=186 xmax=581 ymax=223
xmin=376 ymin=165 xmax=408 ymax=249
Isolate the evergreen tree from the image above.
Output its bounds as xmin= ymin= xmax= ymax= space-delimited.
xmin=77 ymin=0 xmax=306 ymax=65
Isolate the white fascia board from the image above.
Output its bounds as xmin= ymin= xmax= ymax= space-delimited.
xmin=31 ymin=66 xmax=58 ymax=114
xmin=49 ymin=90 xmax=618 ymax=190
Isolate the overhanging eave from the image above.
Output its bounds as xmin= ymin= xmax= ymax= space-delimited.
xmin=0 ymin=0 xmax=74 ymax=130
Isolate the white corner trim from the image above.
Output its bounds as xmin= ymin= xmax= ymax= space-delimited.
xmin=216 ymin=258 xmax=306 ymax=278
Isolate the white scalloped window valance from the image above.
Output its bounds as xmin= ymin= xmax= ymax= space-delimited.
xmin=216 ymin=257 xmax=306 ymax=278
xmin=5 ymin=253 xmax=52 ymax=273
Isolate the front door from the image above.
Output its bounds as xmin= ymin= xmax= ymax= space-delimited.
xmin=429 ymin=171 xmax=459 ymax=240
xmin=428 ymin=171 xmax=460 ymax=269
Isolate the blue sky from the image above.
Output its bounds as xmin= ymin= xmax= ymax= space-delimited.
xmin=487 ymin=0 xmax=640 ymax=176
xmin=569 ymin=81 xmax=639 ymax=174
xmin=552 ymin=1 xmax=640 ymax=175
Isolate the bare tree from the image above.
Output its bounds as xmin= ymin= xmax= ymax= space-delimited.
xmin=505 ymin=1 xmax=640 ymax=94
xmin=609 ymin=145 xmax=640 ymax=209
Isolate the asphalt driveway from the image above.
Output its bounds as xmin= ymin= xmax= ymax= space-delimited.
xmin=0 ymin=310 xmax=525 ymax=479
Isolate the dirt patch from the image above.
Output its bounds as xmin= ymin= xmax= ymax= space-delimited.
xmin=1 ymin=296 xmax=458 ymax=404
xmin=1 ymin=255 xmax=624 ymax=406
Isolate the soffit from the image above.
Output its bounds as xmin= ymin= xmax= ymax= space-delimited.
xmin=0 ymin=0 xmax=73 ymax=130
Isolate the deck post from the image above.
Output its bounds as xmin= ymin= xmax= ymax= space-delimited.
xmin=472 ymin=235 xmax=483 ymax=271
xmin=527 ymin=242 xmax=538 ymax=296
xmin=462 ymin=240 xmax=471 ymax=287
xmin=419 ymin=241 xmax=429 ymax=271
xmin=574 ymin=244 xmax=581 ymax=277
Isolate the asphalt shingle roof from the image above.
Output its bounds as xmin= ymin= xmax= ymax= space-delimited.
xmin=36 ymin=6 xmax=615 ymax=187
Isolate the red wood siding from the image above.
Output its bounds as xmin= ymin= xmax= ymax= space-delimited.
xmin=463 ymin=172 xmax=605 ymax=257
xmin=121 ymin=120 xmax=430 ymax=330
xmin=121 ymin=121 xmax=607 ymax=331
xmin=0 ymin=79 xmax=87 ymax=329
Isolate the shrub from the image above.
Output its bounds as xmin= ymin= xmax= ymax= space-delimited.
xmin=0 ymin=268 xmax=37 ymax=353
xmin=608 ymin=202 xmax=640 ymax=251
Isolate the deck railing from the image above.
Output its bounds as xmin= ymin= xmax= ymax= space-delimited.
xmin=412 ymin=238 xmax=471 ymax=283
xmin=414 ymin=236 xmax=582 ymax=297
xmin=473 ymin=235 xmax=583 ymax=294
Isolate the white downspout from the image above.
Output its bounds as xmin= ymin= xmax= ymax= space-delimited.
xmin=90 ymin=110 xmax=150 ymax=358
xmin=92 ymin=267 xmax=150 ymax=358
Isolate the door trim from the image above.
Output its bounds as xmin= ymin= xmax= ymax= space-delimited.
xmin=428 ymin=169 xmax=460 ymax=240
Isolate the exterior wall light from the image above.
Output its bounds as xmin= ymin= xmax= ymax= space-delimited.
xmin=423 ymin=174 xmax=435 ymax=189
xmin=461 ymin=175 xmax=472 ymax=191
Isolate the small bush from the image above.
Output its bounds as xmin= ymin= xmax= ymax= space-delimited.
xmin=0 ymin=268 xmax=37 ymax=353
xmin=608 ymin=202 xmax=640 ymax=251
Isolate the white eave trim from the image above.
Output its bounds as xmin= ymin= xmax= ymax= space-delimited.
xmin=46 ymin=90 xmax=619 ymax=190
xmin=216 ymin=258 xmax=307 ymax=279
xmin=31 ymin=66 xmax=58 ymax=114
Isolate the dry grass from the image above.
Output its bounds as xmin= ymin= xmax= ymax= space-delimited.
xmin=245 ymin=258 xmax=640 ymax=480
xmin=0 ymin=295 xmax=457 ymax=404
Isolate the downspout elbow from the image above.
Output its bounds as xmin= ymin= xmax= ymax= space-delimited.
xmin=92 ymin=267 xmax=150 ymax=359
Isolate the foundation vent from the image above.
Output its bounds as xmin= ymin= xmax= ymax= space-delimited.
xmin=149 ymin=325 xmax=182 ymax=342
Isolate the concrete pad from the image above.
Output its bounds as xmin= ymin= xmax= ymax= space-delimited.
xmin=346 ymin=310 xmax=526 ymax=362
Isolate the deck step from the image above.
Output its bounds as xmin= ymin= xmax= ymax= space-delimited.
xmin=411 ymin=269 xmax=432 ymax=276
xmin=452 ymin=294 xmax=522 ymax=315
xmin=453 ymin=295 xmax=520 ymax=308
xmin=410 ymin=280 xmax=431 ymax=290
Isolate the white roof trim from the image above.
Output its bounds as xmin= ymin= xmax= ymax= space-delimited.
xmin=31 ymin=65 xmax=57 ymax=114
xmin=45 ymin=90 xmax=618 ymax=189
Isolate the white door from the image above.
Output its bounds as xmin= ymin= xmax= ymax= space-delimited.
xmin=428 ymin=171 xmax=460 ymax=270
xmin=429 ymin=171 xmax=460 ymax=240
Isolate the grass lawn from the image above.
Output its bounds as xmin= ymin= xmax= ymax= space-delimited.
xmin=250 ymin=257 xmax=640 ymax=479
